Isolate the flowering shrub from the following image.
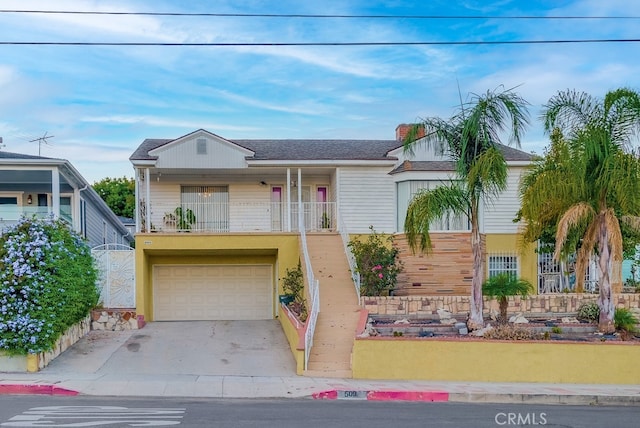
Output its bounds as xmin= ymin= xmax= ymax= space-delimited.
xmin=348 ymin=226 xmax=403 ymax=296
xmin=0 ymin=216 xmax=98 ymax=355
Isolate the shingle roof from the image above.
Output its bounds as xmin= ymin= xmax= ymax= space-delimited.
xmin=129 ymin=133 xmax=534 ymax=163
xmin=0 ymin=151 xmax=59 ymax=160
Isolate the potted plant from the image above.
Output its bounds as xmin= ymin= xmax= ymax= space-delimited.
xmin=321 ymin=212 xmax=331 ymax=230
xmin=175 ymin=207 xmax=196 ymax=231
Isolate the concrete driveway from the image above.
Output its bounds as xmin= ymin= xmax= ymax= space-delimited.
xmin=42 ymin=321 xmax=297 ymax=377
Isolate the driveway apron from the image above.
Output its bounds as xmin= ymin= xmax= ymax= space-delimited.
xmin=42 ymin=321 xmax=297 ymax=377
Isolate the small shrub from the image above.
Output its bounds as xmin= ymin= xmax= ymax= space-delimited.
xmin=614 ymin=308 xmax=638 ymax=333
xmin=577 ymin=302 xmax=600 ymax=322
xmin=483 ymin=325 xmax=537 ymax=341
xmin=348 ymin=226 xmax=403 ymax=296
xmin=280 ymin=262 xmax=307 ymax=322
xmin=551 ymin=326 xmax=563 ymax=334
xmin=0 ymin=216 xmax=98 ymax=355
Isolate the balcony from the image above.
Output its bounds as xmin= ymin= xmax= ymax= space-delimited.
xmin=0 ymin=205 xmax=73 ymax=231
xmin=144 ymin=201 xmax=337 ymax=233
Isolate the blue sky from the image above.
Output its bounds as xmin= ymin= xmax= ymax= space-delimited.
xmin=0 ymin=0 xmax=639 ymax=183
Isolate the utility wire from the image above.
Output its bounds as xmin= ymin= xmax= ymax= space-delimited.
xmin=0 ymin=39 xmax=638 ymax=46
xmin=0 ymin=10 xmax=639 ymax=19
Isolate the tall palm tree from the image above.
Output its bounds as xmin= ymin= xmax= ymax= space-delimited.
xmin=519 ymin=88 xmax=640 ymax=332
xmin=403 ymin=88 xmax=530 ymax=330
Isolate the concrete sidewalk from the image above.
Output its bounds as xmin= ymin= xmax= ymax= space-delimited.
xmin=0 ymin=322 xmax=639 ymax=405
xmin=1 ymin=372 xmax=640 ymax=405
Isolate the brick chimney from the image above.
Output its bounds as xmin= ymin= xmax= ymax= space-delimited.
xmin=395 ymin=123 xmax=425 ymax=142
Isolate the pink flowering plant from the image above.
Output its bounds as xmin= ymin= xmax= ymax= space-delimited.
xmin=0 ymin=216 xmax=98 ymax=355
xmin=348 ymin=226 xmax=403 ymax=296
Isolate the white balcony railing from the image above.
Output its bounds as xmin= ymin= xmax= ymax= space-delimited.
xmin=0 ymin=206 xmax=73 ymax=230
xmin=147 ymin=201 xmax=337 ymax=233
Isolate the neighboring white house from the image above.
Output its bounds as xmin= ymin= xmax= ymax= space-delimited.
xmin=0 ymin=151 xmax=132 ymax=248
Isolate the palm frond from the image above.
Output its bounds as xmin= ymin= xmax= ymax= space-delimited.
xmin=554 ymin=203 xmax=596 ymax=260
xmin=404 ymin=183 xmax=470 ymax=253
xmin=542 ymin=89 xmax=600 ymax=136
xmin=604 ymin=208 xmax=624 ymax=262
xmin=467 ymin=145 xmax=508 ymax=201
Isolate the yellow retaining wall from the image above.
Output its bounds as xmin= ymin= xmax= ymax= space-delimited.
xmin=135 ymin=233 xmax=300 ymax=321
xmin=485 ymin=233 xmax=537 ymax=288
xmin=278 ymin=305 xmax=305 ymax=375
xmin=352 ymin=338 xmax=640 ymax=384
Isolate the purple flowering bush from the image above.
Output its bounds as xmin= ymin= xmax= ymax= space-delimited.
xmin=0 ymin=216 xmax=98 ymax=355
xmin=348 ymin=226 xmax=403 ymax=296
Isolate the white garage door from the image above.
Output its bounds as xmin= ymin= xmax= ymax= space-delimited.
xmin=153 ymin=264 xmax=273 ymax=321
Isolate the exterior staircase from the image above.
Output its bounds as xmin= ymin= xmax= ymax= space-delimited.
xmin=303 ymin=233 xmax=362 ymax=378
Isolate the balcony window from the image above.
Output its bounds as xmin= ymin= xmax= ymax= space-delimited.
xmin=180 ymin=186 xmax=229 ymax=231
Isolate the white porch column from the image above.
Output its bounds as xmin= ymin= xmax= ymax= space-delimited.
xmin=145 ymin=168 xmax=151 ymax=233
xmin=73 ymin=186 xmax=81 ymax=232
xmin=135 ymin=168 xmax=140 ymax=233
xmin=286 ymin=168 xmax=291 ymax=232
xmin=51 ymin=167 xmax=60 ymax=218
xmin=297 ymin=168 xmax=302 ymax=231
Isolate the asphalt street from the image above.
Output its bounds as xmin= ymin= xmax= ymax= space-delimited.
xmin=0 ymin=395 xmax=637 ymax=427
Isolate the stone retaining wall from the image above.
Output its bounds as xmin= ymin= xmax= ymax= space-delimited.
xmin=33 ymin=316 xmax=92 ymax=371
xmin=91 ymin=309 xmax=141 ymax=331
xmin=362 ymin=293 xmax=640 ymax=317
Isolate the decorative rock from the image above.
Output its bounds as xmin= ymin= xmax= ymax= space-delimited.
xmin=96 ymin=311 xmax=109 ymax=323
xmin=394 ymin=318 xmax=410 ymax=325
xmin=471 ymin=323 xmax=493 ymax=337
xmin=561 ymin=317 xmax=580 ymax=324
xmin=92 ymin=321 xmax=104 ymax=331
xmin=489 ymin=308 xmax=499 ymax=321
xmin=509 ymin=313 xmax=529 ymax=324
xmin=454 ymin=322 xmax=466 ymax=330
xmin=437 ymin=309 xmax=452 ymax=320
xmin=440 ymin=318 xmax=457 ymax=325
xmin=458 ymin=327 xmax=469 ymax=335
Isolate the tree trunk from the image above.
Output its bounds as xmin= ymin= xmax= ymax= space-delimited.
xmin=468 ymin=207 xmax=484 ymax=330
xmin=597 ymin=221 xmax=615 ymax=333
xmin=498 ymin=297 xmax=508 ymax=325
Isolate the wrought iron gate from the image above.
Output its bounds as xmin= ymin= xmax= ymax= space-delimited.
xmin=92 ymin=244 xmax=135 ymax=308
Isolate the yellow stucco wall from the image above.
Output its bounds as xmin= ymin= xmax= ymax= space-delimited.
xmin=353 ymin=339 xmax=640 ymax=384
xmin=134 ymin=233 xmax=300 ymax=321
xmin=485 ymin=233 xmax=537 ymax=288
xmin=278 ymin=309 xmax=305 ymax=375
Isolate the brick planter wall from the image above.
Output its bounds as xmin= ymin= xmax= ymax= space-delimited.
xmin=362 ymin=293 xmax=640 ymax=317
xmin=91 ymin=309 xmax=141 ymax=331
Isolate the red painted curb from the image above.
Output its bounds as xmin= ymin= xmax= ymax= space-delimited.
xmin=0 ymin=384 xmax=79 ymax=396
xmin=367 ymin=390 xmax=449 ymax=402
xmin=312 ymin=390 xmax=338 ymax=399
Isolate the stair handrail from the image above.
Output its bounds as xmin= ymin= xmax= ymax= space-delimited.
xmin=299 ymin=213 xmax=320 ymax=370
xmin=339 ymin=215 xmax=361 ymax=300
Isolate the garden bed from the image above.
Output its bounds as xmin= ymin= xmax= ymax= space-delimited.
xmin=368 ymin=314 xmax=639 ymax=342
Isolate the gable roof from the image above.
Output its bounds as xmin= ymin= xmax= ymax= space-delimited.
xmin=129 ymin=130 xmax=535 ymax=163
xmin=130 ymin=136 xmax=402 ymax=162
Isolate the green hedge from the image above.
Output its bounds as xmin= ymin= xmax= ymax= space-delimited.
xmin=0 ymin=216 xmax=98 ymax=355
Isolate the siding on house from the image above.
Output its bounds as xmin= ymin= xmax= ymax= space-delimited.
xmin=338 ymin=166 xmax=395 ymax=234
xmin=482 ymin=167 xmax=526 ymax=234
xmin=83 ymin=196 xmax=126 ymax=247
xmin=151 ymin=134 xmax=251 ymax=170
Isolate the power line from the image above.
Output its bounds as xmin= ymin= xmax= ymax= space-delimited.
xmin=1 ymin=10 xmax=639 ymax=19
xmin=0 ymin=39 xmax=638 ymax=47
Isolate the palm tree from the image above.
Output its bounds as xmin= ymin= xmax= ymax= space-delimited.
xmin=403 ymin=87 xmax=530 ymax=330
xmin=519 ymin=88 xmax=640 ymax=333
xmin=482 ymin=273 xmax=533 ymax=324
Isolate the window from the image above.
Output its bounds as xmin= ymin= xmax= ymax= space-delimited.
xmin=60 ymin=196 xmax=72 ymax=224
xmin=397 ymin=180 xmax=470 ymax=231
xmin=0 ymin=196 xmax=18 ymax=220
xmin=196 ymin=138 xmax=207 ymax=155
xmin=180 ymin=185 xmax=228 ymax=231
xmin=488 ymin=254 xmax=518 ymax=278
